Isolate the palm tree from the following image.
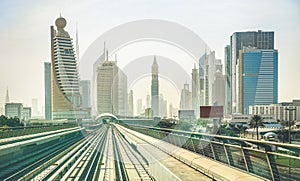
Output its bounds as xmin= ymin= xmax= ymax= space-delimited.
xmin=249 ymin=115 xmax=264 ymax=140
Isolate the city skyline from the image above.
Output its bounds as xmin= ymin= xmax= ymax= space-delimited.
xmin=0 ymin=0 xmax=300 ymax=109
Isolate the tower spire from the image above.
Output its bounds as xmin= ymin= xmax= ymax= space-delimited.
xmin=5 ymin=87 xmax=10 ymax=103
xmin=106 ymin=49 xmax=108 ymax=61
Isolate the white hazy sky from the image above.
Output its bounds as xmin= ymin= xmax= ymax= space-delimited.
xmin=0 ymin=0 xmax=300 ymax=112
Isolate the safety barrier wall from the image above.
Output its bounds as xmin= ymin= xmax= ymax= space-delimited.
xmin=123 ymin=124 xmax=300 ymax=181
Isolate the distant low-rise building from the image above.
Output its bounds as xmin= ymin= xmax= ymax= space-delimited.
xmin=229 ymin=114 xmax=278 ymax=127
xmin=178 ymin=110 xmax=195 ymax=121
xmin=249 ymin=100 xmax=300 ymax=122
xmin=22 ymin=107 xmax=32 ymax=121
xmin=5 ymin=103 xmax=23 ymax=119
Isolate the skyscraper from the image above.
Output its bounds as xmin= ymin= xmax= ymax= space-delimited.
xmin=224 ymin=45 xmax=231 ymax=114
xmin=230 ymin=30 xmax=274 ymax=113
xmin=44 ymin=62 xmax=52 ymax=120
xmin=96 ymin=55 xmax=128 ymax=116
xmin=50 ymin=15 xmax=81 ymax=120
xmin=151 ymin=56 xmax=159 ymax=117
xmin=128 ymin=90 xmax=133 ymax=116
xmin=238 ymin=48 xmax=278 ymax=114
xmin=136 ymin=98 xmax=142 ymax=116
xmin=192 ymin=64 xmax=200 ymax=118
xmin=180 ymin=83 xmax=192 ymax=110
xmin=203 ymin=51 xmax=222 ymax=106
xmin=199 ymin=53 xmax=206 ymax=105
xmin=32 ymin=98 xmax=39 ymax=117
xmin=146 ymin=93 xmax=150 ymax=108
xmin=159 ymin=94 xmax=167 ymax=118
xmin=79 ymin=80 xmax=91 ymax=108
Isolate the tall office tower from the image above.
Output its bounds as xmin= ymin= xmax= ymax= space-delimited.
xmin=199 ymin=53 xmax=206 ymax=105
xmin=96 ymin=56 xmax=128 ymax=116
xmin=5 ymin=87 xmax=10 ymax=103
xmin=180 ymin=83 xmax=192 ymax=110
xmin=192 ymin=64 xmax=200 ymax=118
xmin=203 ymin=51 xmax=222 ymax=106
xmin=224 ymin=45 xmax=231 ymax=114
xmin=212 ymin=72 xmax=226 ymax=107
xmin=238 ymin=47 xmax=278 ymax=114
xmin=79 ymin=80 xmax=91 ymax=108
xmin=230 ymin=30 xmax=274 ymax=113
xmin=50 ymin=15 xmax=82 ymax=120
xmin=128 ymin=90 xmax=134 ymax=116
xmin=146 ymin=94 xmax=150 ymax=108
xmin=136 ymin=98 xmax=142 ymax=116
xmin=32 ymin=98 xmax=39 ymax=117
xmin=159 ymin=94 xmax=167 ymax=117
xmin=169 ymin=104 xmax=173 ymax=118
xmin=44 ymin=62 xmax=52 ymax=120
xmin=151 ymin=56 xmax=159 ymax=117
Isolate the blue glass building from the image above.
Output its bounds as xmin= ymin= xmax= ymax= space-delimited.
xmin=240 ymin=48 xmax=278 ymax=113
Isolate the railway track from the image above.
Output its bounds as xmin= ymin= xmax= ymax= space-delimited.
xmin=1 ymin=123 xmax=218 ymax=180
xmin=0 ymin=128 xmax=84 ymax=180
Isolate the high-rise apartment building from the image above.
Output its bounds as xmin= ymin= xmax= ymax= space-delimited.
xmin=151 ymin=56 xmax=159 ymax=117
xmin=44 ymin=62 xmax=52 ymax=120
xmin=230 ymin=30 xmax=274 ymax=113
xmin=50 ymin=15 xmax=82 ymax=120
xmin=238 ymin=48 xmax=278 ymax=113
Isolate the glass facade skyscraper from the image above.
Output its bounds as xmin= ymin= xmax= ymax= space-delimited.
xmin=230 ymin=30 xmax=274 ymax=113
xmin=50 ymin=15 xmax=82 ymax=120
xmin=239 ymin=48 xmax=278 ymax=113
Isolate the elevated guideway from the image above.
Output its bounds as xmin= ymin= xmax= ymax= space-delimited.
xmin=123 ymin=123 xmax=300 ymax=181
xmin=115 ymin=124 xmax=265 ymax=181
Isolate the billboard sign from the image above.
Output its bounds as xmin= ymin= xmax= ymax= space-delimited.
xmin=200 ymin=106 xmax=223 ymax=118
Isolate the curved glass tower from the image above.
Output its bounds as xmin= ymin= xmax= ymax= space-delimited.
xmin=51 ymin=15 xmax=81 ymax=120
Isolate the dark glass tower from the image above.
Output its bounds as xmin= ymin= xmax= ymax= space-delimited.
xmin=230 ymin=30 xmax=274 ymax=113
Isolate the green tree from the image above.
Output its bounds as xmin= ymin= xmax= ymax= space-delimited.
xmin=236 ymin=124 xmax=247 ymax=138
xmin=0 ymin=115 xmax=23 ymax=127
xmin=249 ymin=115 xmax=264 ymax=140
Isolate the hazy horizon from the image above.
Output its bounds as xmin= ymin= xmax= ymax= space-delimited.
xmin=1 ymin=0 xmax=300 ymax=115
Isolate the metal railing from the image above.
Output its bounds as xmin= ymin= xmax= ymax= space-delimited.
xmin=0 ymin=124 xmax=77 ymax=138
xmin=122 ymin=124 xmax=300 ymax=181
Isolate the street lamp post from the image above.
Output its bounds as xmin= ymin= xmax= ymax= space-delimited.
xmin=285 ymin=107 xmax=296 ymax=144
xmin=285 ymin=107 xmax=296 ymax=181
